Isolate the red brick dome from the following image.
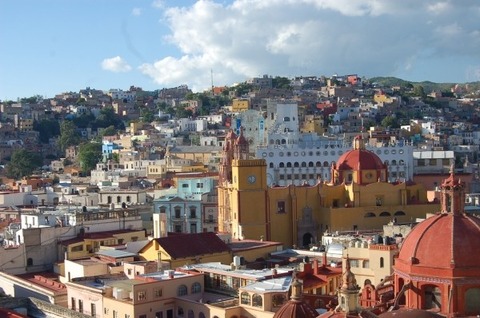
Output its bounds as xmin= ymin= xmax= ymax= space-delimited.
xmin=273 ymin=277 xmax=318 ymax=318
xmin=336 ymin=136 xmax=384 ymax=171
xmin=395 ymin=212 xmax=480 ymax=276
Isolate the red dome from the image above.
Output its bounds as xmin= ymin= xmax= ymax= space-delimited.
xmin=273 ymin=299 xmax=319 ymax=318
xmin=336 ymin=149 xmax=384 ymax=171
xmin=395 ymin=213 xmax=480 ymax=276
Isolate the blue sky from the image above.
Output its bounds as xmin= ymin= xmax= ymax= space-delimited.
xmin=1 ymin=0 xmax=480 ymax=100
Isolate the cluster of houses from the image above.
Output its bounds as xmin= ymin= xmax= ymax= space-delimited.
xmin=1 ymin=74 xmax=480 ymax=316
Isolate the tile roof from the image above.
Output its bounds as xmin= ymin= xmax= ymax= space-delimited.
xmin=155 ymin=232 xmax=230 ymax=259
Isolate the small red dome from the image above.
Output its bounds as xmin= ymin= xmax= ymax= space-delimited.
xmin=395 ymin=213 xmax=480 ymax=275
xmin=336 ymin=148 xmax=384 ymax=171
xmin=273 ymin=299 xmax=318 ymax=318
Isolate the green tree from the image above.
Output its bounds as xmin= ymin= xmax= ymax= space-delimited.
xmin=272 ymin=76 xmax=292 ymax=89
xmin=5 ymin=149 xmax=43 ymax=179
xmin=33 ymin=119 xmax=60 ymax=143
xmin=413 ymin=85 xmax=426 ymax=98
xmin=381 ymin=115 xmax=399 ymax=128
xmin=96 ymin=106 xmax=125 ymax=130
xmin=101 ymin=125 xmax=117 ymax=137
xmin=78 ymin=142 xmax=102 ymax=173
xmin=58 ymin=120 xmax=81 ymax=151
xmin=141 ymin=108 xmax=154 ymax=123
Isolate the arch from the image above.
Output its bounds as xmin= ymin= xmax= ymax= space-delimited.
xmin=269 ymin=162 xmax=274 ymax=168
xmin=423 ymin=285 xmax=442 ymax=310
xmin=252 ymin=294 xmax=263 ymax=307
xmin=286 ymin=162 xmax=292 ymax=168
xmin=279 ymin=162 xmax=285 ymax=168
xmin=191 ymin=282 xmax=201 ymax=293
xmin=281 ymin=139 xmax=286 ymax=144
xmin=177 ymin=284 xmax=187 ymax=296
xmin=394 ymin=211 xmax=406 ymax=216
xmin=379 ymin=211 xmax=391 ymax=217
xmin=323 ymin=161 xmax=329 ymax=167
xmin=301 ymin=162 xmax=307 ymax=167
xmin=240 ymin=292 xmax=250 ymax=305
xmin=384 ymin=160 xmax=389 ymax=166
xmin=187 ymin=310 xmax=194 ymax=318
xmin=308 ymin=162 xmax=314 ymax=167
xmin=294 ymin=162 xmax=300 ymax=168
xmin=269 ymin=139 xmax=274 ymax=145
xmin=316 ymin=161 xmax=322 ymax=167
xmin=199 ymin=313 xmax=206 ymax=318
xmin=465 ymin=288 xmax=480 ymax=314
xmin=302 ymin=232 xmax=313 ymax=248
xmin=364 ymin=212 xmax=376 ymax=218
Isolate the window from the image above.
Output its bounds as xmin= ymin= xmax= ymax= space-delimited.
xmin=380 ymin=257 xmax=384 ymax=268
xmin=197 ymin=183 xmax=203 ymax=188
xmin=154 ymin=288 xmax=163 ymax=298
xmin=429 ymin=159 xmax=437 ymax=166
xmin=126 ymin=196 xmax=131 ymax=203
xmin=113 ymin=310 xmax=118 ymax=318
xmin=91 ymin=303 xmax=96 ymax=317
xmin=71 ymin=297 xmax=76 ymax=311
xmin=182 ymin=184 xmax=189 ymax=188
xmin=379 ymin=211 xmax=391 ymax=217
xmin=177 ymin=307 xmax=184 ymax=317
xmin=190 ymin=207 xmax=196 ymax=218
xmin=252 ymin=294 xmax=263 ymax=307
xmin=78 ymin=299 xmax=83 ymax=313
xmin=178 ymin=285 xmax=188 ymax=296
xmin=27 ymin=258 xmax=33 ymax=266
xmin=71 ymin=245 xmax=83 ymax=252
xmin=417 ymin=159 xmax=425 ymax=166
xmin=349 ymin=259 xmax=359 ymax=268
xmin=137 ymin=291 xmax=146 ymax=300
xmin=241 ymin=292 xmax=250 ymax=305
xmin=175 ymin=207 xmax=181 ymax=218
xmin=363 ymin=260 xmax=370 ymax=268
xmin=155 ymin=312 xmax=163 ymax=318
xmin=192 ymin=282 xmax=201 ymax=293
xmin=117 ymin=196 xmax=121 ymax=203
xmin=277 ymin=201 xmax=286 ymax=213
xmin=139 ymin=315 xmax=147 ymax=318
xmin=159 ymin=207 xmax=166 ymax=213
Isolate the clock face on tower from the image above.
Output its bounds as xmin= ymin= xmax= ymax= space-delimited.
xmin=247 ymin=175 xmax=257 ymax=184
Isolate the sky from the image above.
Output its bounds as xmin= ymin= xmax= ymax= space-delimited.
xmin=1 ymin=0 xmax=480 ymax=100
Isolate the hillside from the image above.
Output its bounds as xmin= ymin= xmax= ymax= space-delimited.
xmin=368 ymin=76 xmax=480 ymax=94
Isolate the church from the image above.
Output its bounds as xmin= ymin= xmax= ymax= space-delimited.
xmin=218 ymin=129 xmax=440 ymax=248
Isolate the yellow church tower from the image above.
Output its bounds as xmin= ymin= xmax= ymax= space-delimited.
xmin=218 ymin=128 xmax=268 ymax=240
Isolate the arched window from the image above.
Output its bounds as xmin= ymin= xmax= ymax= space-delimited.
xmin=107 ymin=196 xmax=112 ymax=204
xmin=394 ymin=211 xmax=406 ymax=216
xmin=399 ymin=160 xmax=405 ymax=165
xmin=380 ymin=257 xmax=384 ymax=268
xmin=391 ymin=160 xmax=397 ymax=166
xmin=252 ymin=294 xmax=262 ymax=307
xmin=191 ymin=282 xmax=201 ymax=294
xmin=199 ymin=313 xmax=206 ymax=318
xmin=379 ymin=211 xmax=391 ymax=217
xmin=126 ymin=196 xmax=131 ymax=202
xmin=286 ymin=162 xmax=292 ymax=168
xmin=364 ymin=212 xmax=376 ymax=218
xmin=301 ymin=162 xmax=307 ymax=167
xmin=117 ymin=196 xmax=121 ymax=203
xmin=294 ymin=162 xmax=299 ymax=168
xmin=323 ymin=161 xmax=329 ymax=167
xmin=177 ymin=285 xmax=187 ymax=296
xmin=279 ymin=162 xmax=285 ymax=168
xmin=308 ymin=162 xmax=314 ymax=167
xmin=316 ymin=161 xmax=322 ymax=167
xmin=241 ymin=292 xmax=250 ymax=305
xmin=424 ymin=285 xmax=442 ymax=310
xmin=269 ymin=162 xmax=274 ymax=168
xmin=281 ymin=139 xmax=286 ymax=144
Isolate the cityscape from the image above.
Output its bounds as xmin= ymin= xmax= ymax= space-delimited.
xmin=0 ymin=72 xmax=480 ymax=318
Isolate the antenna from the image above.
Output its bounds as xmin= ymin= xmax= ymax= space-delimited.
xmin=211 ymin=69 xmax=214 ymax=95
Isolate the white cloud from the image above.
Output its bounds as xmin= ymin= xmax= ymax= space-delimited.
xmin=151 ymin=0 xmax=165 ymax=9
xmin=132 ymin=8 xmax=142 ymax=16
xmin=101 ymin=56 xmax=132 ymax=73
xmin=138 ymin=0 xmax=480 ymax=89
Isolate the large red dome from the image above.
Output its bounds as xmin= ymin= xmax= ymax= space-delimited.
xmin=395 ymin=212 xmax=480 ymax=277
xmin=336 ymin=148 xmax=385 ymax=171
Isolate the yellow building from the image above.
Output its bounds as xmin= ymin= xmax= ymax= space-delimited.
xmin=139 ymin=232 xmax=232 ymax=269
xmin=300 ymin=114 xmax=325 ymax=134
xmin=218 ymin=133 xmax=439 ymax=248
xmin=232 ymin=98 xmax=250 ymax=112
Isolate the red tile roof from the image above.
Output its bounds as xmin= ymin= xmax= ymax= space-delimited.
xmin=154 ymin=232 xmax=231 ymax=259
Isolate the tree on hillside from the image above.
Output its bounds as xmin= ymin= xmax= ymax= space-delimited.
xmin=33 ymin=119 xmax=60 ymax=143
xmin=96 ymin=106 xmax=125 ymax=130
xmin=58 ymin=120 xmax=81 ymax=151
xmin=272 ymin=76 xmax=292 ymax=89
xmin=5 ymin=149 xmax=43 ymax=179
xmin=77 ymin=142 xmax=102 ymax=173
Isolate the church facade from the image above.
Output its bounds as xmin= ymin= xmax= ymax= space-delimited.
xmin=218 ymin=131 xmax=439 ymax=248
